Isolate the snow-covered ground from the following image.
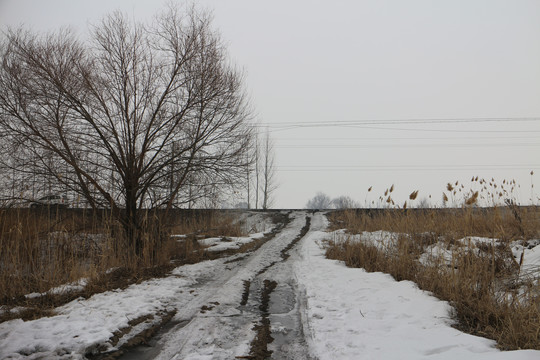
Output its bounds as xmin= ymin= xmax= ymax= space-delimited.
xmin=197 ymin=233 xmax=265 ymax=252
xmin=296 ymin=214 xmax=539 ymax=359
xmin=0 ymin=211 xmax=538 ymax=359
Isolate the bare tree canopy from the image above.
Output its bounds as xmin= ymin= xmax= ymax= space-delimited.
xmin=331 ymin=195 xmax=359 ymax=209
xmin=0 ymin=6 xmax=253 ymax=258
xmin=305 ymin=192 xmax=332 ymax=210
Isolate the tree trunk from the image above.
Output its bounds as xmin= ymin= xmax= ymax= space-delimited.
xmin=124 ymin=184 xmax=142 ymax=262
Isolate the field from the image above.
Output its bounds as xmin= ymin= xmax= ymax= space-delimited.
xmin=326 ymin=206 xmax=540 ymax=350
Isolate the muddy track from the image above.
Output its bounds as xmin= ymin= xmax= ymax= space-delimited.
xmin=82 ymin=212 xmax=291 ymax=360
xmin=243 ymin=215 xmax=313 ymax=360
xmin=245 ymin=279 xmax=278 ymax=359
xmin=110 ymin=211 xmax=312 ymax=360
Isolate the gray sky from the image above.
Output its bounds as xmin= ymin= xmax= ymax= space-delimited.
xmin=1 ymin=0 xmax=539 ymax=208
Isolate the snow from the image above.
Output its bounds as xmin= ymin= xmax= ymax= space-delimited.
xmin=171 ymin=211 xmax=276 ymax=252
xmin=295 ymin=213 xmax=539 ymax=360
xmin=198 ymin=234 xmax=264 ymax=252
xmin=330 ymin=229 xmax=400 ymax=251
xmin=0 ymin=211 xmax=538 ymax=359
xmin=511 ymin=239 xmax=540 ymax=276
xmin=24 ymin=279 xmax=89 ymax=299
xmin=234 ymin=210 xmax=276 ymax=234
xmin=0 ymin=274 xmax=196 ymax=359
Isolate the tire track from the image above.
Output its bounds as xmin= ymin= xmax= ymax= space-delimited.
xmin=243 ymin=215 xmax=313 ymax=360
xmin=152 ymin=211 xmax=310 ymax=360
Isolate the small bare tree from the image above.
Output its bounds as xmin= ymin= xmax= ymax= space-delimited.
xmin=243 ymin=126 xmax=276 ymax=210
xmin=254 ymin=132 xmax=260 ymax=208
xmin=305 ymin=192 xmax=332 ymax=209
xmin=260 ymin=130 xmax=276 ymax=209
xmin=0 ymin=6 xmax=253 ymax=261
xmin=332 ymin=195 xmax=359 ymax=209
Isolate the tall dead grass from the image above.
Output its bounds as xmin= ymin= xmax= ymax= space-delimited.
xmin=326 ymin=205 xmax=540 ymax=350
xmin=0 ymin=208 xmax=244 ymax=318
xmin=332 ymin=205 xmax=539 ymax=241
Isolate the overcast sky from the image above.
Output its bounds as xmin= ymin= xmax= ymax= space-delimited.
xmin=1 ymin=0 xmax=539 ymax=208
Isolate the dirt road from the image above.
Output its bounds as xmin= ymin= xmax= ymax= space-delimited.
xmin=119 ymin=210 xmax=318 ymax=360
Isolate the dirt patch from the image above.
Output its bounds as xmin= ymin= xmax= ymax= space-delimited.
xmin=225 ymin=255 xmax=248 ymax=264
xmin=200 ymin=302 xmax=220 ymax=313
xmin=241 ymin=280 xmax=251 ymax=306
xmin=0 ymin=307 xmax=56 ymax=323
xmin=246 ymin=279 xmax=278 ymax=360
xmin=281 ymin=216 xmax=311 ymax=260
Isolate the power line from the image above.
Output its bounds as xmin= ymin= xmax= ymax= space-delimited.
xmin=275 ymin=143 xmax=540 ymax=149
xmin=278 ymin=164 xmax=540 ymax=168
xmin=253 ymin=117 xmax=540 ymax=127
xmin=276 ymin=164 xmax=540 ymax=172
xmin=275 ymin=135 xmax=540 ymax=141
xmin=251 ymin=117 xmax=540 ymax=133
xmin=268 ymin=125 xmax=540 ymax=134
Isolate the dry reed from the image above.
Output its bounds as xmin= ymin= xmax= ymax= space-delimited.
xmin=326 ymin=204 xmax=540 ymax=350
xmin=0 ymin=208 xmax=246 ymax=321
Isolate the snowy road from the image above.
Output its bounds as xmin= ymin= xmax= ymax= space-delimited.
xmin=1 ymin=211 xmax=539 ymax=359
xmin=147 ymin=211 xmax=313 ymax=360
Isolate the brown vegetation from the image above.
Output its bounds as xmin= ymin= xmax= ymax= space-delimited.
xmin=0 ymin=208 xmax=259 ymax=322
xmin=326 ymin=205 xmax=540 ymax=350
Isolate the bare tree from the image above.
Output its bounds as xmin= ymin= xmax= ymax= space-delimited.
xmin=260 ymin=129 xmax=276 ymax=209
xmin=245 ymin=150 xmax=251 ymax=209
xmin=243 ymin=126 xmax=276 ymax=210
xmin=254 ymin=131 xmax=260 ymax=209
xmin=332 ymin=195 xmax=359 ymax=209
xmin=417 ymin=197 xmax=431 ymax=209
xmin=0 ymin=6 xmax=253 ymax=260
xmin=305 ymin=192 xmax=332 ymax=209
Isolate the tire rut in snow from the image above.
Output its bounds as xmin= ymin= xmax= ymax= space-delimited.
xmin=256 ymin=215 xmax=311 ymax=276
xmin=241 ymin=280 xmax=251 ymax=306
xmin=243 ymin=279 xmax=278 ymax=360
xmin=269 ymin=282 xmax=316 ymax=360
xmin=87 ymin=310 xmax=178 ymax=360
xmin=280 ymin=216 xmax=311 ymax=260
xmin=241 ymin=214 xmax=313 ymax=360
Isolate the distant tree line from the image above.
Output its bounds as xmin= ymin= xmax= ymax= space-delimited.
xmin=305 ymin=192 xmax=359 ymax=210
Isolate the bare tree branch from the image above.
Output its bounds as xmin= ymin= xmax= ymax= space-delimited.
xmin=0 ymin=6 xmax=253 ymax=259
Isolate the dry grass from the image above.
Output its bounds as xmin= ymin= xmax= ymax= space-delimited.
xmin=0 ymin=208 xmax=250 ymax=322
xmin=1 ymin=209 xmax=100 ymax=302
xmin=326 ymin=205 xmax=540 ymax=350
xmin=330 ymin=202 xmax=540 ymax=242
